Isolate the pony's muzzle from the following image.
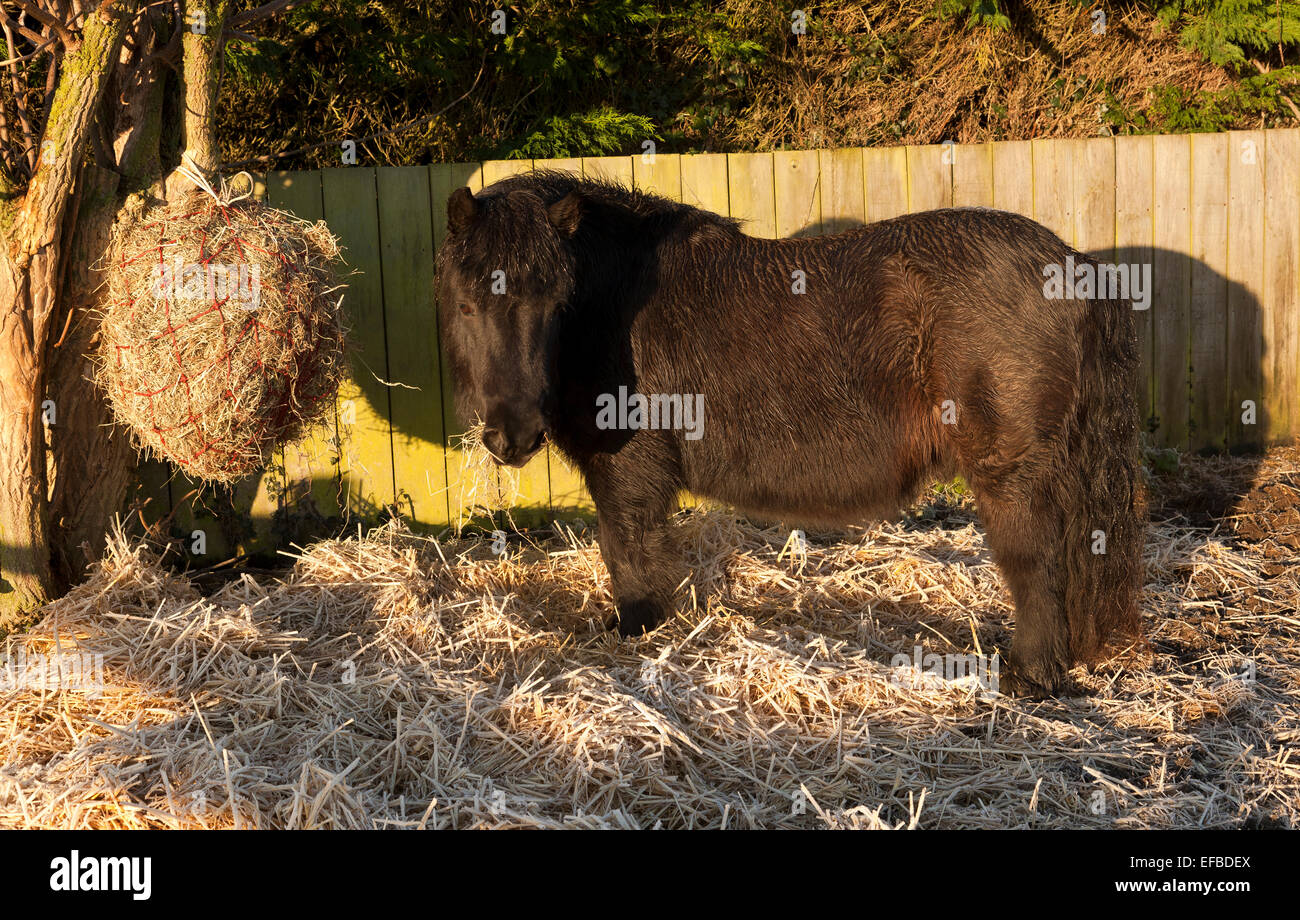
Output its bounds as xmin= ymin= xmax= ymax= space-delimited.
xmin=482 ymin=421 xmax=545 ymax=468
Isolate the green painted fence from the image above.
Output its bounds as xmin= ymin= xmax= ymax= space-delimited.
xmin=140 ymin=130 xmax=1300 ymax=560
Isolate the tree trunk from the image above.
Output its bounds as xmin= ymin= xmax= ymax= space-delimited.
xmin=0 ymin=251 xmax=50 ymax=622
xmin=46 ymin=164 xmax=135 ymax=587
xmin=0 ymin=3 xmax=131 ymax=632
xmin=48 ymin=17 xmax=170 ymax=588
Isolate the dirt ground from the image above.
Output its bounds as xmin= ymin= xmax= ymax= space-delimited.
xmin=0 ymin=446 xmax=1296 ymax=829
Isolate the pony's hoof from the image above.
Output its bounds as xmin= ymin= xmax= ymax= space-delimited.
xmin=606 ymin=598 xmax=666 ymax=638
xmin=998 ymin=665 xmax=1078 ymax=699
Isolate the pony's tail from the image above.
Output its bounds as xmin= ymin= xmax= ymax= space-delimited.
xmin=1060 ymin=295 xmax=1146 ymax=664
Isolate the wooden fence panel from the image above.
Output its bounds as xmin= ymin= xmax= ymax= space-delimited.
xmin=633 ymin=151 xmax=682 ymax=200
xmin=818 ymin=147 xmax=866 ymax=233
xmin=544 ymin=157 xmax=582 ymax=177
xmin=906 ymin=144 xmax=951 ymax=212
xmin=862 ymin=146 xmax=908 ymax=223
xmin=378 ymin=166 xmax=450 ymax=529
xmin=1115 ymin=135 xmax=1155 ymax=432
xmin=727 ymin=152 xmax=776 ymax=238
xmin=1032 ymin=138 xmax=1075 ymax=246
xmin=1227 ymin=131 xmax=1266 ymax=450
xmin=773 ymin=149 xmax=821 ymax=238
xmin=583 ymin=156 xmax=634 ymax=187
xmin=1189 ymin=132 xmax=1230 ymax=452
xmin=991 ymin=140 xmax=1033 ymax=218
xmin=951 ymin=142 xmax=993 ymax=209
xmin=1264 ymin=129 xmax=1300 ymax=443
xmin=1151 ymin=134 xmax=1192 ymax=450
xmin=267 ymin=170 xmax=342 ymax=533
xmin=1072 ymin=137 xmax=1115 ymax=257
xmin=679 ymin=153 xmax=729 ymax=216
xmin=322 ymin=168 xmax=396 ymax=521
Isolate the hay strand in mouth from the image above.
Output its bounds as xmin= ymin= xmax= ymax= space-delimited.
xmin=451 ymin=421 xmax=523 ymax=533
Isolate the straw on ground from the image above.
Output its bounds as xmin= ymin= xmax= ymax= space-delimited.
xmin=1 ymin=451 xmax=1296 ymax=829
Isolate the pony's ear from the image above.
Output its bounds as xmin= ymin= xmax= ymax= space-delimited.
xmin=447 ymin=187 xmax=479 ymax=234
xmin=547 ymin=192 xmax=583 ymax=237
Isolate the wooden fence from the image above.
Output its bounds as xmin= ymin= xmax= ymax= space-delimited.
xmin=141 ymin=130 xmax=1300 ymax=559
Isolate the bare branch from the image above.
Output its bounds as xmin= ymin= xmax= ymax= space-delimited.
xmin=0 ymin=33 xmax=53 ymax=64
xmin=229 ymin=0 xmax=303 ymax=30
xmin=1 ymin=17 xmax=37 ymax=172
xmin=0 ymin=12 xmax=47 ymax=46
xmin=0 ymin=87 xmax=10 ymax=151
xmin=13 ymin=1 xmax=78 ymax=48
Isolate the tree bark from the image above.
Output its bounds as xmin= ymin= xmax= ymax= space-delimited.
xmin=173 ymin=0 xmax=230 ymax=182
xmin=0 ymin=2 xmax=132 ymax=631
xmin=46 ymin=164 xmax=135 ymax=587
xmin=49 ymin=15 xmax=169 ymax=587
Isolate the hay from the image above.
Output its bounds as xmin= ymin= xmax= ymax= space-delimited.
xmin=450 ymin=422 xmax=523 ymax=532
xmin=2 ymin=451 xmax=1298 ymax=829
xmin=96 ymin=185 xmax=348 ymax=483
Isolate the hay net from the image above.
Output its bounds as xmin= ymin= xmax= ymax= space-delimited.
xmin=96 ymin=173 xmax=347 ymax=484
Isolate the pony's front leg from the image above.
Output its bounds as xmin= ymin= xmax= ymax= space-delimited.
xmin=586 ymin=458 xmax=683 ymax=638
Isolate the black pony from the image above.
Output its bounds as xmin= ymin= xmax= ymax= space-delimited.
xmin=436 ymin=170 xmax=1145 ymax=696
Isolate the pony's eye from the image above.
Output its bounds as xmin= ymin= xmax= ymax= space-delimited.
xmin=458 ymin=303 xmax=473 ymax=316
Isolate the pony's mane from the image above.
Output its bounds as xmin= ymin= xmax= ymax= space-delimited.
xmin=483 ymin=169 xmax=743 ymax=237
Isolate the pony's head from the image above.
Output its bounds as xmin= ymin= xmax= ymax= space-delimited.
xmin=436 ymin=182 xmax=582 ymax=466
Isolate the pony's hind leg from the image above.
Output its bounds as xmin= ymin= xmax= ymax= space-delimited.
xmin=585 ymin=452 xmax=684 ymax=637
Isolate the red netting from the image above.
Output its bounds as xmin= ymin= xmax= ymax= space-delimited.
xmin=96 ymin=191 xmax=347 ymax=484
